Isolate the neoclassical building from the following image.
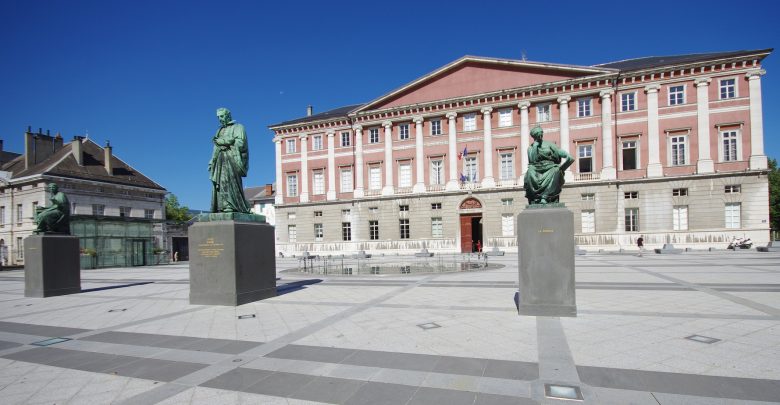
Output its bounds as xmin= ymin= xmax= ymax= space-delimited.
xmin=269 ymin=49 xmax=772 ymax=254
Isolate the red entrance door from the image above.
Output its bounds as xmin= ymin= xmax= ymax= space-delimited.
xmin=460 ymin=216 xmax=473 ymax=253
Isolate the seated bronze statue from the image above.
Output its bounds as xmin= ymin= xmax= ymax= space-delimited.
xmin=523 ymin=127 xmax=574 ymax=205
xmin=34 ymin=183 xmax=70 ymax=234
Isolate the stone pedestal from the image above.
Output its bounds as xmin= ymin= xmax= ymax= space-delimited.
xmin=24 ymin=234 xmax=80 ymax=297
xmin=516 ymin=206 xmax=576 ymax=317
xmin=188 ymin=213 xmax=276 ymax=306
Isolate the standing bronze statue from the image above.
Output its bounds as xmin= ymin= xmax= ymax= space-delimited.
xmin=34 ymin=183 xmax=70 ymax=234
xmin=523 ymin=126 xmax=574 ymax=205
xmin=209 ymin=108 xmax=251 ymax=213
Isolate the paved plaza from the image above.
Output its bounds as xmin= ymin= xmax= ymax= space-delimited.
xmin=0 ymin=251 xmax=778 ymax=404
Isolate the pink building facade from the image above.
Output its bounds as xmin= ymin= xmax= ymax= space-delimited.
xmin=270 ymin=50 xmax=772 ymax=254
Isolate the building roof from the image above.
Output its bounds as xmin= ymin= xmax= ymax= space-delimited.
xmin=0 ymin=151 xmax=21 ymax=166
xmin=269 ymin=104 xmax=364 ymax=128
xmin=270 ymin=49 xmax=771 ymax=130
xmin=2 ymin=139 xmax=165 ymax=190
xmin=594 ymin=49 xmax=772 ymax=71
xmin=244 ymin=184 xmax=275 ymax=201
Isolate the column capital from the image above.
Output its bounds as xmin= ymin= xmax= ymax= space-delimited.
xmin=412 ymin=115 xmax=424 ymax=124
xmin=299 ymin=134 xmax=308 ymax=140
xmin=599 ymin=89 xmax=614 ymax=99
xmin=326 ymin=130 xmax=335 ymax=137
xmin=746 ymin=69 xmax=767 ymax=80
xmin=445 ymin=112 xmax=457 ymax=120
xmin=480 ymin=106 xmax=493 ymax=115
xmin=517 ymin=101 xmax=531 ymax=110
xmin=694 ymin=77 xmax=712 ymax=87
xmin=382 ymin=120 xmax=393 ymax=129
xmin=352 ymin=124 xmax=362 ymax=131
xmin=272 ymin=136 xmax=282 ymax=143
xmin=644 ymin=84 xmax=661 ymax=93
xmin=557 ymin=95 xmax=571 ymax=104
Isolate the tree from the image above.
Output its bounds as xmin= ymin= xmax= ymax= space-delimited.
xmin=769 ymin=158 xmax=779 ymax=236
xmin=165 ymin=194 xmax=192 ymax=222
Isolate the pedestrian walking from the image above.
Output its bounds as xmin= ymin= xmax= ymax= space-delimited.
xmin=637 ymin=235 xmax=644 ymax=257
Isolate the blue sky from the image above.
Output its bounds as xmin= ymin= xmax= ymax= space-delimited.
xmin=1 ymin=0 xmax=778 ymax=210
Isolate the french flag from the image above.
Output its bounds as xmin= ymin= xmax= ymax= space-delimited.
xmin=459 ymin=173 xmax=467 ymax=183
xmin=457 ymin=145 xmax=468 ymax=160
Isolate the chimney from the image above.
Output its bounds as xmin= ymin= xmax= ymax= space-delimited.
xmin=54 ymin=132 xmax=63 ymax=151
xmin=265 ymin=183 xmax=273 ymax=196
xmin=71 ymin=136 xmax=83 ymax=166
xmin=306 ymin=105 xmax=313 ymax=116
xmin=104 ymin=141 xmax=113 ymax=175
xmin=24 ymin=128 xmax=34 ymax=169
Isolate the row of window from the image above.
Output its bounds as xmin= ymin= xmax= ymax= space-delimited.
xmin=0 ymin=204 xmax=154 ymax=225
xmin=289 ymin=217 xmax=448 ymax=243
xmin=285 ymin=78 xmax=743 ymax=154
xmin=579 ymin=185 xmax=740 ymax=202
xmin=596 ymin=202 xmax=742 ymax=233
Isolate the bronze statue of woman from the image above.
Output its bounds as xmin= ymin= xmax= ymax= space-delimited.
xmin=523 ymin=126 xmax=574 ymax=205
xmin=209 ymin=108 xmax=251 ymax=213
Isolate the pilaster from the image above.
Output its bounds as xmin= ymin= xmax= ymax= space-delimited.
xmin=326 ymin=131 xmax=336 ymax=200
xmin=382 ymin=121 xmax=394 ymax=195
xmin=298 ymin=134 xmax=309 ymax=203
xmin=599 ymin=90 xmax=616 ymax=180
xmin=413 ymin=116 xmax=426 ymax=193
xmin=746 ymin=69 xmax=768 ymax=169
xmin=645 ymin=84 xmax=663 ymax=177
xmin=445 ymin=113 xmax=459 ymax=191
xmin=353 ymin=125 xmax=364 ymax=198
xmin=694 ymin=78 xmax=714 ymax=174
xmin=480 ymin=107 xmax=495 ymax=188
xmin=557 ymin=96 xmax=573 ymax=182
xmin=273 ymin=137 xmax=283 ymax=204
xmin=518 ymin=102 xmax=530 ymax=175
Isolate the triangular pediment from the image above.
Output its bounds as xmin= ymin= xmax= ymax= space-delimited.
xmin=357 ymin=56 xmax=615 ymax=112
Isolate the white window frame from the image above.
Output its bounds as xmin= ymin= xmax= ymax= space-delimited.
xmin=340 ymin=168 xmax=353 ymax=193
xmin=625 ymin=208 xmax=639 ymax=232
xmin=725 ymin=202 xmax=741 ymax=229
xmin=581 ymin=193 xmax=595 ymax=201
xmin=398 ymin=161 xmax=412 ymax=188
xmin=464 ymin=156 xmax=478 ymax=183
xmin=286 ymin=173 xmax=298 ymax=197
xmin=499 ymin=151 xmax=514 ymax=180
xmin=286 ymin=138 xmax=296 ymax=153
xmin=340 ymin=131 xmax=351 ymax=147
xmin=619 ymin=138 xmax=641 ymax=170
xmin=430 ymin=159 xmax=444 ymax=185
xmin=312 ymin=170 xmax=325 ymax=195
xmin=314 ymin=223 xmax=323 ymax=242
xmin=577 ymin=98 xmax=592 ymax=117
xmin=398 ymin=123 xmax=410 ymax=140
xmin=312 ymin=135 xmax=323 ymax=151
xmin=431 ymin=119 xmax=442 ymax=136
xmin=577 ymin=144 xmax=594 ymax=173
xmin=288 ymin=225 xmax=297 ymax=243
xmin=399 ymin=219 xmax=410 ymax=239
xmin=501 ymin=213 xmax=514 ymax=237
xmin=719 ymin=77 xmax=737 ymax=100
xmin=431 ymin=217 xmax=443 ymax=238
xmin=463 ymin=113 xmax=477 ymax=131
xmin=718 ymin=129 xmax=741 ymax=162
xmin=668 ymin=134 xmax=689 ymax=166
xmin=498 ymin=108 xmax=513 ymax=127
xmin=668 ymin=85 xmax=685 ymax=106
xmin=501 ymin=198 xmax=513 ymax=206
xmin=725 ymin=185 xmax=741 ymax=194
xmin=581 ymin=210 xmax=595 ymax=233
xmin=621 ymin=92 xmax=637 ymax=112
xmin=144 ymin=209 xmax=154 ymax=219
xmin=369 ymin=220 xmax=379 ymax=240
xmin=536 ymin=104 xmax=551 ymax=122
xmin=673 ymin=205 xmax=688 ymax=231
xmin=369 ymin=128 xmax=380 ymax=144
xmin=369 ymin=165 xmax=382 ymax=190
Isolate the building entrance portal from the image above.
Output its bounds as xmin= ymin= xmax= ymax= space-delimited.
xmin=459 ymin=214 xmax=483 ymax=253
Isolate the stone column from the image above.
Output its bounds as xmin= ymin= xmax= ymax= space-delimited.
xmin=382 ymin=121 xmax=394 ymax=195
xmin=645 ymin=84 xmax=663 ymax=177
xmin=326 ymin=131 xmax=336 ymax=200
xmin=694 ymin=78 xmax=714 ymax=173
xmin=299 ymin=134 xmax=309 ymax=202
xmin=413 ymin=116 xmax=426 ymax=193
xmin=481 ymin=107 xmax=495 ymax=188
xmin=518 ymin=102 xmax=530 ymax=175
xmin=746 ymin=69 xmax=768 ymax=169
xmin=353 ymin=125 xmax=364 ymax=198
xmin=445 ymin=112 xmax=459 ymax=190
xmin=274 ymin=137 xmax=283 ymax=204
xmin=557 ymin=96 xmax=573 ymax=181
xmin=599 ymin=90 xmax=616 ymax=180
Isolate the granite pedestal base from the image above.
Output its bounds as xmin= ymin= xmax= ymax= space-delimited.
xmin=516 ymin=206 xmax=576 ymax=317
xmin=24 ymin=234 xmax=81 ymax=298
xmin=188 ymin=219 xmax=276 ymax=306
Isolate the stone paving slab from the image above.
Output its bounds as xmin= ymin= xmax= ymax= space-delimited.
xmin=0 ymin=252 xmax=777 ymax=404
